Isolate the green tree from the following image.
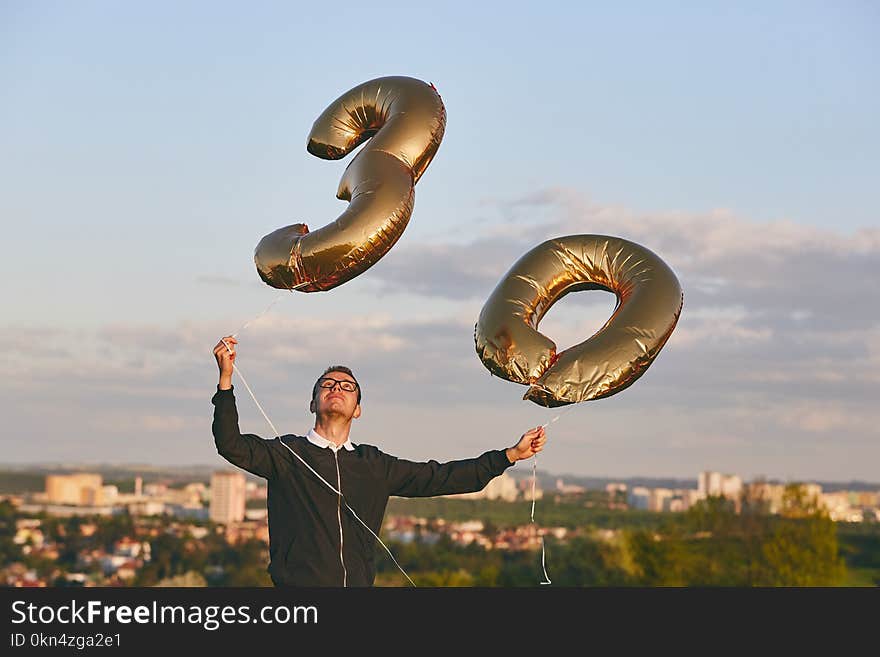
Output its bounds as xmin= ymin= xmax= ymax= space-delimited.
xmin=416 ymin=569 xmax=474 ymax=586
xmin=752 ymin=484 xmax=845 ymax=586
xmin=0 ymin=500 xmax=22 ymax=565
xmin=625 ymin=530 xmax=691 ymax=586
xmin=540 ymin=537 xmax=631 ymax=586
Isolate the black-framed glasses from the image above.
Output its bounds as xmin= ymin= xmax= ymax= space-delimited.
xmin=317 ymin=377 xmax=359 ymax=393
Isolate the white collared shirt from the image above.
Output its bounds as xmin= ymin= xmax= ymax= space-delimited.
xmin=306 ymin=428 xmax=355 ymax=453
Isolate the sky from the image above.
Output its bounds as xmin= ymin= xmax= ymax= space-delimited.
xmin=1 ymin=1 xmax=878 ymax=482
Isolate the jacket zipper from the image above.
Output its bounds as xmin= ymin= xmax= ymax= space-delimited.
xmin=333 ymin=449 xmax=347 ymax=587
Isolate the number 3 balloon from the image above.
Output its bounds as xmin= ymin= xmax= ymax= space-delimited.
xmin=255 ymin=76 xmax=446 ymax=292
xmin=475 ymin=235 xmax=683 ymax=407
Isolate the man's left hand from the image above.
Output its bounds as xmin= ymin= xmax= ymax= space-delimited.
xmin=506 ymin=426 xmax=547 ymax=464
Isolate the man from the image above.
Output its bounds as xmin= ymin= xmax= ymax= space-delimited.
xmin=211 ymin=335 xmax=547 ymax=587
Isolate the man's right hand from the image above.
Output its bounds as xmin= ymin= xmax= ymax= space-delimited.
xmin=213 ymin=336 xmax=237 ymax=389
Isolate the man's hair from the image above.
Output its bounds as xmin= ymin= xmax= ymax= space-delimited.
xmin=312 ymin=365 xmax=362 ymax=405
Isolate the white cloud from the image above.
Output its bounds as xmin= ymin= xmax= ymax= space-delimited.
xmin=370 ymin=189 xmax=880 ymax=333
xmin=778 ymin=402 xmax=879 ymax=434
xmin=669 ymin=314 xmax=773 ymax=347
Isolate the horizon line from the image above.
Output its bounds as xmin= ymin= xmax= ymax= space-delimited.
xmin=1 ymin=462 xmax=878 ymax=487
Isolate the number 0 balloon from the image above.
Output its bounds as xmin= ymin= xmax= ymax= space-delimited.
xmin=475 ymin=235 xmax=683 ymax=407
xmin=255 ymin=76 xmax=446 ymax=292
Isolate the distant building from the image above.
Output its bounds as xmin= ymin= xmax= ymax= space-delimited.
xmin=13 ymin=521 xmax=45 ymax=549
xmin=686 ymin=489 xmax=704 ymax=507
xmin=101 ymin=486 xmax=118 ymax=504
xmin=166 ymin=504 xmax=209 ymax=521
xmin=651 ymin=488 xmax=674 ymax=512
xmin=699 ymin=471 xmax=743 ymax=510
xmin=699 ymin=471 xmax=742 ymax=498
xmin=722 ymin=476 xmax=743 ymax=499
xmin=144 ymin=483 xmax=168 ymax=497
xmin=628 ymin=487 xmax=651 ymax=510
xmin=447 ymin=472 xmax=518 ymax=502
xmin=225 ymin=520 xmax=269 ymax=545
xmin=184 ymin=482 xmax=209 ymax=503
xmin=555 ymin=478 xmax=586 ymax=495
xmin=244 ymin=508 xmax=268 ymax=521
xmin=18 ymin=503 xmax=117 ymax=517
xmin=519 ymin=478 xmax=544 ymax=502
xmin=45 ymin=474 xmax=104 ymax=506
xmin=802 ymin=483 xmax=823 ymax=504
xmin=127 ymin=501 xmax=166 ymax=516
xmin=607 ymin=484 xmax=628 ymax=508
xmin=246 ymin=482 xmax=268 ymax=501
xmin=449 ymin=520 xmax=491 ymax=547
xmin=210 ymin=471 xmax=246 ymax=524
xmin=746 ymin=482 xmax=785 ymax=514
xmin=698 ymin=471 xmax=722 ymax=497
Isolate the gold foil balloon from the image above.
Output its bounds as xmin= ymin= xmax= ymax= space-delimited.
xmin=255 ymin=76 xmax=446 ymax=292
xmin=475 ymin=235 xmax=683 ymax=407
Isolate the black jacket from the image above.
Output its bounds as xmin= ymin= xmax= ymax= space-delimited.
xmin=211 ymin=385 xmax=514 ymax=586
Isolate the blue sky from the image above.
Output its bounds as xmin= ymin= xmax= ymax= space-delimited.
xmin=2 ymin=2 xmax=878 ymax=482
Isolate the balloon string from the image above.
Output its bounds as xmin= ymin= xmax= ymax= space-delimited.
xmin=230 ymin=283 xmax=309 ymax=339
xmin=523 ymin=398 xmax=579 ymax=586
xmin=540 ymin=400 xmax=580 ymax=430
xmin=529 ymin=453 xmax=552 ymax=585
xmin=220 ymin=326 xmax=416 ymax=587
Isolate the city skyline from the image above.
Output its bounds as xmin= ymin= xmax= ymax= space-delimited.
xmin=7 ymin=467 xmax=874 ymax=588
xmin=3 ymin=3 xmax=878 ymax=481
xmin=8 ymin=467 xmax=878 ymax=526
xmin=2 ymin=461 xmax=878 ymax=491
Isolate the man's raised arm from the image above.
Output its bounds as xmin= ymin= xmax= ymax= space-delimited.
xmin=211 ymin=336 xmax=281 ymax=480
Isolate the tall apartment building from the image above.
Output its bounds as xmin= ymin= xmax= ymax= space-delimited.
xmin=699 ymin=471 xmax=743 ymax=499
xmin=698 ymin=471 xmax=721 ymax=497
xmin=210 ymin=471 xmax=246 ymax=524
xmin=745 ymin=482 xmax=784 ymax=513
xmin=698 ymin=471 xmax=743 ymax=511
xmin=651 ymin=488 xmax=674 ymax=512
xmin=45 ymin=473 xmax=104 ymax=506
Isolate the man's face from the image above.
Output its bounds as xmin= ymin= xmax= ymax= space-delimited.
xmin=311 ymin=370 xmax=361 ymax=421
